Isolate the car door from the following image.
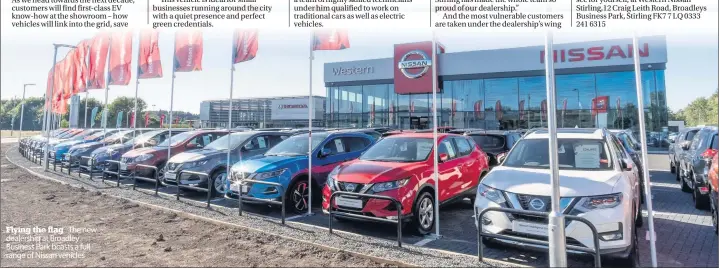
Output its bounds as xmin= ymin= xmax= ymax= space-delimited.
xmin=313 ymin=136 xmax=350 ymax=186
xmin=683 ymin=130 xmax=704 ymax=175
xmin=452 ymin=137 xmax=480 ymax=195
xmin=609 ymin=136 xmax=640 ymax=203
xmin=436 ymin=137 xmax=462 ymax=202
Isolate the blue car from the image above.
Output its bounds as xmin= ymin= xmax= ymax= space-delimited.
xmin=47 ymin=129 xmax=103 ymax=162
xmin=55 ymin=129 xmax=122 ymax=164
xmin=227 ymin=131 xmax=376 ymax=213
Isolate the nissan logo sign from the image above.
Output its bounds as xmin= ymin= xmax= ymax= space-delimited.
xmin=529 ymin=198 xmax=546 ymax=211
xmin=398 ymin=50 xmax=432 ymax=79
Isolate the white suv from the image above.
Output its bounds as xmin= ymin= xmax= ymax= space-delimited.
xmin=474 ymin=128 xmax=642 ymax=266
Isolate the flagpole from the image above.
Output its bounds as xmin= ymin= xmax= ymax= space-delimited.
xmin=227 ymin=61 xmax=235 ymax=203
xmin=132 ymin=30 xmax=140 ymax=139
xmin=431 ymin=30 xmax=440 ymax=238
xmin=169 ymin=31 xmax=177 ymax=193
xmin=103 ymin=36 xmax=113 ymax=146
xmin=307 ymin=31 xmax=314 ymax=216
xmin=632 ymin=33 xmax=658 ymax=267
xmin=43 ymin=44 xmax=64 ymax=171
xmin=545 ymin=28 xmax=568 ymax=267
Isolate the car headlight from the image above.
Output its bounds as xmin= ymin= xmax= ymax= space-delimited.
xmin=135 ymin=154 xmax=153 ymax=162
xmin=371 ymin=178 xmax=410 ymax=193
xmin=327 ymin=167 xmax=341 ymax=190
xmin=478 ymin=184 xmax=506 ymax=204
xmin=184 ymin=159 xmax=209 ymax=169
xmin=253 ymin=169 xmax=287 ymax=180
xmin=575 ymin=193 xmax=623 ymax=212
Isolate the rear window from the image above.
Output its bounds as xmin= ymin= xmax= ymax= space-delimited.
xmin=686 ymin=130 xmax=699 ymax=141
xmin=469 ymin=134 xmax=506 ymax=151
xmin=711 ymin=134 xmax=718 ymax=150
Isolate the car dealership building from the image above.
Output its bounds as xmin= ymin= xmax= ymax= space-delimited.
xmin=323 ymin=35 xmax=669 ymax=131
xmin=199 ymin=96 xmax=325 ymax=128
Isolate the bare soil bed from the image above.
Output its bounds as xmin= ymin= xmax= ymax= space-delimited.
xmin=0 ymin=145 xmax=394 ymax=267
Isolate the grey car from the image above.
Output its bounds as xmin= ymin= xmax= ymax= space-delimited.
xmin=164 ymin=131 xmax=290 ymax=195
xmin=669 ymin=127 xmax=701 ymax=175
xmin=678 ymin=127 xmax=718 ymax=209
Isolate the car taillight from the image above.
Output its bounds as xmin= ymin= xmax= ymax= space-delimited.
xmin=701 ymin=149 xmax=718 ymax=162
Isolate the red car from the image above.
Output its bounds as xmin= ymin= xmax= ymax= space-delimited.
xmin=709 ymin=152 xmax=718 ymax=234
xmin=321 ymin=133 xmax=489 ymax=234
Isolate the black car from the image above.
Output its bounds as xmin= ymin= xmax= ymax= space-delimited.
xmin=678 ymin=127 xmax=718 ymax=209
xmin=164 ymin=131 xmax=290 ymax=195
xmin=610 ymin=130 xmax=646 ymax=204
xmin=452 ymin=129 xmax=522 ymax=168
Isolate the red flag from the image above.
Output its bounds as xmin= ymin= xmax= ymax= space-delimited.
xmin=144 ymin=112 xmax=150 ymax=127
xmin=451 ymin=100 xmax=457 ymax=117
xmin=159 ymin=114 xmax=165 ymax=128
xmin=108 ymin=31 xmax=133 ymax=85
xmin=495 ymin=100 xmax=503 ymax=121
xmin=474 ymin=100 xmax=483 ymax=119
xmin=174 ymin=117 xmax=179 ymax=124
xmin=540 ymin=100 xmax=548 ymax=121
xmin=88 ymin=33 xmax=110 ymax=89
xmin=409 ymin=101 xmax=415 ymax=113
xmin=72 ymin=40 xmax=89 ymax=93
xmin=129 ymin=112 xmax=135 ymax=127
xmin=138 ymin=29 xmax=163 ymax=79
xmin=312 ymin=29 xmax=350 ymax=51
xmin=174 ymin=30 xmax=203 ymax=72
xmin=233 ymin=29 xmax=259 ymax=63
xmin=53 ymin=60 xmax=67 ymax=102
xmin=45 ymin=69 xmax=53 ymax=109
xmin=62 ymin=55 xmax=77 ymax=97
xmin=518 ymin=100 xmax=525 ymax=120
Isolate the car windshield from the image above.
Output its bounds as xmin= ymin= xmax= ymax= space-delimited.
xmin=157 ymin=132 xmax=195 ymax=147
xmin=58 ymin=131 xmax=77 ymax=138
xmin=204 ymin=133 xmax=253 ymax=151
xmin=469 ymin=134 xmax=505 ymax=152
xmin=72 ymin=130 xmax=99 ymax=140
xmin=360 ymin=137 xmax=432 ymax=162
xmin=105 ymin=130 xmax=133 ymax=142
xmin=264 ymin=133 xmax=328 ymax=156
xmin=133 ymin=130 xmax=163 ymax=144
xmin=504 ymin=138 xmax=613 ymax=170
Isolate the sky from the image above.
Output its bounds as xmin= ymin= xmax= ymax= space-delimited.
xmin=1 ymin=28 xmax=717 ymax=114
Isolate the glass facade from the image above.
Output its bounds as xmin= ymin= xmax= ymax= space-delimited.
xmin=325 ymin=70 xmax=668 ymax=132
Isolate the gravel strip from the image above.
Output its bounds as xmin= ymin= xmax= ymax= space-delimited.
xmin=5 ymin=145 xmax=510 ymax=268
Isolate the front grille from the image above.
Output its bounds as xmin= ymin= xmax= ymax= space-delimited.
xmin=338 ymin=182 xmax=366 ymax=193
xmin=517 ymin=194 xmax=551 ymax=212
xmin=230 ymin=171 xmax=251 ymax=181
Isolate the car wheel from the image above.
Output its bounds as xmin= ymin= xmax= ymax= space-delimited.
xmin=713 ymin=202 xmax=718 ymax=234
xmin=156 ymin=162 xmax=166 ymax=179
xmin=638 ymin=182 xmax=645 ymax=205
xmin=210 ymin=170 xmax=226 ymax=197
xmin=692 ymin=178 xmax=709 ymax=210
xmin=681 ymin=172 xmax=692 ymax=193
xmin=286 ymin=178 xmax=310 ymax=214
xmin=669 ymin=160 xmax=675 ymax=173
xmin=675 ymin=167 xmax=681 ymax=181
xmin=412 ymin=191 xmax=435 ymax=235
xmin=611 ymin=222 xmax=640 ymax=267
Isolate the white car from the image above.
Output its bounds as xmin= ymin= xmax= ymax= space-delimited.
xmin=474 ymin=128 xmax=642 ymax=266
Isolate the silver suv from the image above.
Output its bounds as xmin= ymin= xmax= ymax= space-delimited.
xmin=678 ymin=127 xmax=718 ymax=209
xmin=669 ymin=128 xmax=700 ymax=176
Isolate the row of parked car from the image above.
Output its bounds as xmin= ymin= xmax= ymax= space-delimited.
xmin=20 ymin=126 xmax=653 ymax=266
xmin=667 ymin=126 xmax=719 ymax=233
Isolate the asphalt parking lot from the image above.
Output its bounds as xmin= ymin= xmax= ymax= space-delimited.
xmin=9 ymin=146 xmax=719 ymax=267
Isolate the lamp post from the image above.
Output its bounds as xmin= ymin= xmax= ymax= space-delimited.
xmin=18 ymin=84 xmax=36 ymax=139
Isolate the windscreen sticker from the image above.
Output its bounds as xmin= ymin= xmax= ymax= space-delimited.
xmin=202 ymin=136 xmax=211 ymax=146
xmin=574 ymin=144 xmax=600 ymax=168
xmin=558 ymin=145 xmax=565 ymax=154
xmin=334 ymin=139 xmax=345 ymax=153
xmin=257 ymin=137 xmax=267 ymax=148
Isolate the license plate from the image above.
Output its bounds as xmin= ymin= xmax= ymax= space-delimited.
xmin=512 ymin=221 xmax=548 ymax=237
xmin=335 ymin=196 xmax=363 ymax=209
xmin=120 ymin=163 xmax=127 ymax=170
xmin=241 ymin=185 xmax=249 ymax=193
xmin=165 ymin=172 xmax=176 ymax=180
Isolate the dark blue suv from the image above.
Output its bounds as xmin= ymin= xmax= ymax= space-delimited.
xmin=227 ymin=131 xmax=376 ymax=213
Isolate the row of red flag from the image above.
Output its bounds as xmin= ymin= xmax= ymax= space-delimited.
xmin=46 ymin=29 xmax=350 ymax=116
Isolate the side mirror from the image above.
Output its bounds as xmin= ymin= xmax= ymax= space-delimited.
xmin=147 ymin=139 xmax=158 ymax=146
xmin=319 ymin=148 xmax=332 ymax=158
xmin=496 ymin=152 xmax=508 ymax=164
xmin=439 ymin=153 xmax=449 ymax=163
xmin=621 ymin=159 xmax=634 ymax=171
xmin=244 ymin=143 xmax=255 ymax=151
xmin=681 ymin=142 xmax=691 ymax=150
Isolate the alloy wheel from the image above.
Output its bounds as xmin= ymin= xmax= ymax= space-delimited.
xmin=213 ymin=172 xmax=226 ymax=195
xmin=418 ymin=197 xmax=434 ymax=230
xmin=292 ymin=181 xmax=309 ymax=212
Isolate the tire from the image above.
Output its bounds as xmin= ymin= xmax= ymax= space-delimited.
xmin=670 ymin=160 xmax=675 ymax=173
xmin=692 ymin=179 xmax=709 ymax=210
xmin=412 ymin=191 xmax=436 ymax=235
xmin=209 ymin=170 xmax=227 ymax=197
xmin=638 ymin=181 xmax=645 ymax=205
xmin=713 ymin=202 xmax=718 ymax=235
xmin=611 ymin=223 xmax=640 ymax=267
xmin=286 ymin=178 xmax=310 ymax=214
xmin=681 ymin=172 xmax=692 ymax=193
xmin=675 ymin=166 xmax=681 ymax=181
xmin=635 ymin=204 xmax=643 ymax=228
